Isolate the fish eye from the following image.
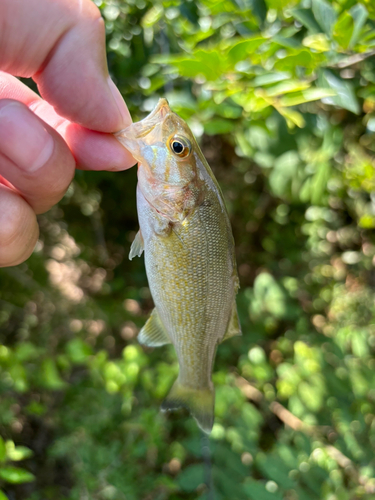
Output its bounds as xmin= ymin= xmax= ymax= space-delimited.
xmin=169 ymin=137 xmax=191 ymax=158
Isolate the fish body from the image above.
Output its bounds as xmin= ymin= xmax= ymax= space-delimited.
xmin=116 ymin=99 xmax=240 ymax=433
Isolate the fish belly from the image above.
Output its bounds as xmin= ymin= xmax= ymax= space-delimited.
xmin=137 ymin=186 xmax=235 ymax=390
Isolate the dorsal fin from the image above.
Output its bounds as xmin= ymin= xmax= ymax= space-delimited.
xmin=138 ymin=308 xmax=170 ymax=347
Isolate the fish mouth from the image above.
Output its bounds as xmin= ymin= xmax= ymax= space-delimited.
xmin=115 ymin=98 xmax=171 ymax=156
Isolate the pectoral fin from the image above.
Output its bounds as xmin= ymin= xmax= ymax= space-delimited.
xmin=129 ymin=230 xmax=144 ymax=260
xmin=138 ymin=308 xmax=170 ymax=347
xmin=222 ymin=300 xmax=241 ymax=342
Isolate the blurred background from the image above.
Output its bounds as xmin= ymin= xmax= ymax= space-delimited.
xmin=1 ymin=0 xmax=375 ymax=498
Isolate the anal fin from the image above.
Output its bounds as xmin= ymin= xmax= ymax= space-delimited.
xmin=129 ymin=230 xmax=144 ymax=260
xmin=222 ymin=300 xmax=241 ymax=342
xmin=138 ymin=308 xmax=170 ymax=347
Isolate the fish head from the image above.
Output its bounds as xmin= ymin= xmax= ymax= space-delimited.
xmin=116 ymin=99 xmax=201 ymax=218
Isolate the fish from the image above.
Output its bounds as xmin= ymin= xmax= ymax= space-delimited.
xmin=116 ymin=99 xmax=240 ymax=434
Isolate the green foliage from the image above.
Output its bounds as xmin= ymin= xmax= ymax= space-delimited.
xmin=1 ymin=0 xmax=375 ymax=498
xmin=0 ymin=437 xmax=34 ymax=498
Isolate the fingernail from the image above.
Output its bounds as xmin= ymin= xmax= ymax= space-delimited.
xmin=0 ymin=101 xmax=54 ymax=172
xmin=107 ymin=77 xmax=133 ymax=128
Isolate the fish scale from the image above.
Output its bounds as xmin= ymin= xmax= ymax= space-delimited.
xmin=116 ymin=98 xmax=241 ymax=433
xmin=141 ymin=190 xmax=230 ymax=387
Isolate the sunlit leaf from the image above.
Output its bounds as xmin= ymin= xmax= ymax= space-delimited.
xmin=277 ymin=107 xmax=305 ymax=128
xmin=251 ymin=72 xmax=291 ymax=86
xmin=358 ymin=214 xmax=375 ymax=228
xmin=279 ymin=88 xmax=336 ymax=106
xmin=303 ymin=33 xmax=330 ymax=52
xmin=141 ymin=5 xmax=163 ymax=28
xmin=274 ymin=50 xmax=315 ymax=72
xmin=264 ymin=80 xmax=311 ymax=96
xmin=333 ymin=11 xmax=354 ymax=50
xmin=227 ymin=37 xmax=265 ymax=65
xmin=5 ymin=442 xmax=33 ymax=462
xmin=0 ymin=467 xmax=35 ymax=484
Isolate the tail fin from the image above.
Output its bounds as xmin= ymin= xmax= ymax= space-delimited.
xmin=161 ymin=378 xmax=215 ymax=434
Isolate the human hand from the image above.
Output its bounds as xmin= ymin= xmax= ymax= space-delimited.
xmin=0 ymin=0 xmax=135 ymax=267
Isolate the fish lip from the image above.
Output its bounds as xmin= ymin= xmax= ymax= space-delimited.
xmin=115 ymin=98 xmax=171 ymax=151
xmin=144 ymin=98 xmax=170 ymax=122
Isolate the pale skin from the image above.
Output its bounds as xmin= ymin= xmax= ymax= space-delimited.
xmin=0 ymin=0 xmax=135 ymax=267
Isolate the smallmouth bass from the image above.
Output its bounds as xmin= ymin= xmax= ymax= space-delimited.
xmin=116 ymin=99 xmax=240 ymax=434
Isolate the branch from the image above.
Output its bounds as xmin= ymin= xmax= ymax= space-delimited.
xmin=235 ymin=376 xmax=375 ymax=494
xmin=328 ymin=50 xmax=375 ymax=69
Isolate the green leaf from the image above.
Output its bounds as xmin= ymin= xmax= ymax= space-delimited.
xmin=265 ymin=80 xmax=311 ymax=97
xmin=291 ymin=8 xmax=321 ymax=34
xmin=351 ymin=330 xmax=369 ymax=357
xmin=319 ymin=70 xmax=360 ymax=114
xmin=244 ymin=479 xmax=283 ymax=500
xmin=168 ymin=50 xmax=225 ymax=81
xmin=143 ymin=75 xmax=166 ymax=96
xmin=204 ymin=119 xmax=235 ymax=135
xmin=256 ymin=455 xmax=296 ymax=488
xmin=279 ymin=88 xmax=336 ymax=106
xmin=251 ymin=272 xmax=288 ymax=318
xmin=227 ymin=37 xmax=265 ymax=65
xmin=274 ymin=50 xmax=315 ymax=72
xmin=311 ymin=162 xmax=331 ymax=204
xmin=65 ymin=339 xmax=92 ymax=364
xmin=141 ymin=5 xmax=163 ymax=28
xmin=0 ymin=467 xmax=35 ymax=484
xmin=277 ymin=107 xmax=305 ymax=128
xmin=14 ymin=342 xmax=40 ymax=362
xmin=350 ymin=4 xmax=368 ymax=48
xmin=251 ymin=72 xmax=291 ymax=87
xmin=8 ymin=364 xmax=28 ymax=392
xmin=178 ymin=464 xmax=204 ymax=492
xmin=39 ymin=358 xmax=66 ymax=390
xmin=303 ymin=33 xmax=330 ymax=52
xmin=0 ymin=439 xmax=5 ymax=463
xmin=213 ymin=103 xmax=243 ymax=119
xmin=0 ymin=491 xmax=9 ymax=500
xmin=5 ymin=442 xmax=33 ymax=462
xmin=248 ymin=0 xmax=267 ymax=25
xmin=333 ymin=12 xmax=354 ymax=50
xmin=312 ymin=0 xmax=337 ymax=36
xmin=172 ymin=59 xmax=211 ymax=80
xmin=358 ymin=214 xmax=375 ymax=228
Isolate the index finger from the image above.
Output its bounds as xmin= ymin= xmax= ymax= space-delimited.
xmin=0 ymin=0 xmax=131 ymax=132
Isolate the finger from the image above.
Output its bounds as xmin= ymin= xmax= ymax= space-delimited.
xmin=0 ymin=72 xmax=135 ymax=171
xmin=0 ymin=183 xmax=39 ymax=268
xmin=31 ymin=100 xmax=136 ymax=171
xmin=0 ymin=0 xmax=131 ymax=132
xmin=0 ymin=99 xmax=75 ymax=214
